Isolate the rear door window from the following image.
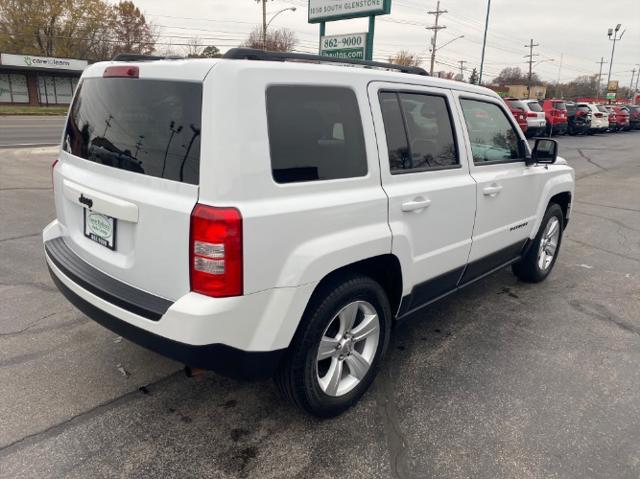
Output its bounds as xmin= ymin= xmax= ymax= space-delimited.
xmin=266 ymin=85 xmax=367 ymax=183
xmin=65 ymin=78 xmax=202 ymax=185
xmin=379 ymin=91 xmax=458 ymax=173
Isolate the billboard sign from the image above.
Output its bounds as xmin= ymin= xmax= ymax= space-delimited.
xmin=320 ymin=33 xmax=367 ymax=59
xmin=607 ymin=80 xmax=618 ymax=92
xmin=0 ymin=53 xmax=88 ymax=71
xmin=309 ymin=0 xmax=391 ymax=23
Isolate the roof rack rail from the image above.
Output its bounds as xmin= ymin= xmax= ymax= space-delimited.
xmin=223 ymin=48 xmax=428 ymax=76
xmin=111 ymin=53 xmax=183 ymax=62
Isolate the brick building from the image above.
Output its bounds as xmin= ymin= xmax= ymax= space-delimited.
xmin=0 ymin=53 xmax=88 ymax=106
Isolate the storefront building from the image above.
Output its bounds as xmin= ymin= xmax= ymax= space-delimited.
xmin=0 ymin=53 xmax=88 ymax=106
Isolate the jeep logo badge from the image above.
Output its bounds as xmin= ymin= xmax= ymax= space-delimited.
xmin=79 ymin=193 xmax=93 ymax=209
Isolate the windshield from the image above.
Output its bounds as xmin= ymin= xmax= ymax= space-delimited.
xmin=65 ymin=78 xmax=202 ymax=185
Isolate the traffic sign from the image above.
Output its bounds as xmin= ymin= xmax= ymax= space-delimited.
xmin=606 ymin=92 xmax=616 ymax=100
xmin=320 ymin=33 xmax=367 ymax=59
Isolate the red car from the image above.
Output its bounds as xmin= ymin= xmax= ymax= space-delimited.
xmin=600 ymin=105 xmax=618 ymax=131
xmin=504 ymin=98 xmax=528 ymax=135
xmin=611 ymin=106 xmax=631 ymax=131
xmin=539 ymin=99 xmax=568 ymax=135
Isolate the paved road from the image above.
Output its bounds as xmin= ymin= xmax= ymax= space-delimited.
xmin=0 ymin=116 xmax=65 ymax=147
xmin=1 ymin=133 xmax=639 ymax=478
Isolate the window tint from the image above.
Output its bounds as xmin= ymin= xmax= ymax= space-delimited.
xmin=379 ymin=92 xmax=410 ymax=171
xmin=266 ymin=86 xmax=367 ymax=183
xmin=65 ymin=78 xmax=202 ymax=185
xmin=526 ymin=101 xmax=543 ymax=112
xmin=460 ymin=99 xmax=521 ymax=164
xmin=379 ymin=91 xmax=458 ymax=173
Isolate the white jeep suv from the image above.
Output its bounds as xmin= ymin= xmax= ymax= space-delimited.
xmin=44 ymin=49 xmax=575 ymax=417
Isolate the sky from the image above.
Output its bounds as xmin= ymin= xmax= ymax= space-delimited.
xmin=125 ymin=0 xmax=639 ymax=86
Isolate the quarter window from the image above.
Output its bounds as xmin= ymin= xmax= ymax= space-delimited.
xmin=266 ymin=86 xmax=367 ymax=184
xmin=379 ymin=91 xmax=458 ymax=173
xmin=459 ymin=99 xmax=522 ymax=164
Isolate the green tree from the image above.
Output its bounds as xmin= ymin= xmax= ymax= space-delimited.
xmin=469 ymin=67 xmax=478 ymax=85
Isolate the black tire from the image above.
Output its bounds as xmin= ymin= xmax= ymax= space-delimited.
xmin=512 ymin=203 xmax=564 ymax=283
xmin=275 ymin=275 xmax=391 ymax=418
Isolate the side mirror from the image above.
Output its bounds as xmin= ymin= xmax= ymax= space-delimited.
xmin=530 ymin=138 xmax=558 ymax=164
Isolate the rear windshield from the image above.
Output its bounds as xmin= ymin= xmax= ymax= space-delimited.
xmin=552 ymin=101 xmax=567 ymax=110
xmin=65 ymin=78 xmax=202 ymax=185
xmin=597 ymin=105 xmax=608 ymax=113
xmin=525 ymin=101 xmax=543 ymax=112
xmin=507 ymin=100 xmax=526 ymax=110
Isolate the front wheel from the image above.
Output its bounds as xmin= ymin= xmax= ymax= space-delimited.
xmin=512 ymin=203 xmax=564 ymax=283
xmin=275 ymin=275 xmax=391 ymax=417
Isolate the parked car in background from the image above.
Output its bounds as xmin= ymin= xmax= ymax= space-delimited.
xmin=504 ymin=98 xmax=528 ymax=135
xmin=540 ymin=99 xmax=568 ymax=135
xmin=506 ymin=98 xmax=545 ymax=137
xmin=565 ymin=102 xmax=591 ymax=135
xmin=611 ymin=105 xmax=630 ymax=131
xmin=600 ymin=105 xmax=618 ymax=131
xmin=627 ymin=105 xmax=640 ymax=130
xmin=578 ymin=103 xmax=608 ymax=134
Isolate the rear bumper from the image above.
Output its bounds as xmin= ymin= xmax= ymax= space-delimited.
xmin=550 ymin=123 xmax=567 ymax=134
xmin=43 ymin=226 xmax=315 ymax=380
xmin=48 ymin=267 xmax=285 ymax=380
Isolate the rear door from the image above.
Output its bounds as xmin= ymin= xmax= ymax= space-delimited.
xmin=454 ymin=92 xmax=547 ymax=282
xmin=369 ymin=82 xmax=476 ymax=313
xmin=54 ymin=62 xmax=211 ymax=300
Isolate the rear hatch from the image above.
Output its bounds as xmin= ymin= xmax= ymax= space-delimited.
xmin=524 ymin=100 xmax=546 ymax=125
xmin=551 ymin=101 xmax=567 ymax=123
xmin=54 ymin=60 xmax=214 ymax=300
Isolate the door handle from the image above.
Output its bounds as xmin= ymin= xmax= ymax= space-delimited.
xmin=401 ymin=198 xmax=431 ymax=212
xmin=483 ymin=184 xmax=503 ymax=196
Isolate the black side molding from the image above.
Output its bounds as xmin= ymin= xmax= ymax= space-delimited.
xmin=45 ymin=237 xmax=172 ymax=321
xmin=48 ymin=267 xmax=285 ymax=380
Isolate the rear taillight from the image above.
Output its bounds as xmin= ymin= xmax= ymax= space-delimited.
xmin=51 ymin=159 xmax=59 ymax=191
xmin=526 ymin=112 xmax=537 ymax=118
xmin=190 ymin=204 xmax=243 ymax=297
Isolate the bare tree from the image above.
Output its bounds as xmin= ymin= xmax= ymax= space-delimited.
xmin=242 ymin=26 xmax=296 ymax=52
xmin=388 ymin=51 xmax=422 ymax=67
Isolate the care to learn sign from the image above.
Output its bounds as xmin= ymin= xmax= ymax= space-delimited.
xmin=0 ymin=53 xmax=88 ymax=71
xmin=309 ymin=0 xmax=391 ymax=23
xmin=320 ymin=33 xmax=367 ymax=59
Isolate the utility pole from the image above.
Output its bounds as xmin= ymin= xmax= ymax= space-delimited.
xmin=595 ymin=57 xmax=608 ymax=98
xmin=524 ymin=39 xmax=539 ymax=99
xmin=261 ymin=0 xmax=267 ymax=50
xmin=458 ymin=60 xmax=466 ymax=80
xmin=427 ymin=1 xmax=447 ymax=76
xmin=479 ymin=0 xmax=491 ymax=85
xmin=629 ymin=68 xmax=636 ymax=97
xmin=606 ymin=24 xmax=625 ymax=89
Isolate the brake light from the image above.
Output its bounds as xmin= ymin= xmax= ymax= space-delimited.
xmin=526 ymin=112 xmax=537 ymax=118
xmin=103 ymin=65 xmax=139 ymax=78
xmin=51 ymin=159 xmax=59 ymax=191
xmin=190 ymin=204 xmax=243 ymax=297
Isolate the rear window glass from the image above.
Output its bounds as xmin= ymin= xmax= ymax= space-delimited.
xmin=552 ymin=101 xmax=567 ymax=110
xmin=525 ymin=101 xmax=543 ymax=112
xmin=507 ymin=100 xmax=526 ymax=110
xmin=65 ymin=78 xmax=202 ymax=185
xmin=266 ymin=85 xmax=367 ymax=183
xmin=597 ymin=105 xmax=608 ymax=113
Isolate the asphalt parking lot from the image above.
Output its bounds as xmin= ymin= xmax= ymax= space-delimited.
xmin=1 ymin=130 xmax=639 ymax=478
